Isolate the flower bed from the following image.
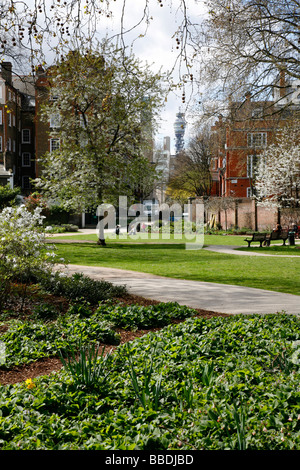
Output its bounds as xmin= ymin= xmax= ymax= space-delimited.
xmin=1 ymin=294 xmax=300 ymax=449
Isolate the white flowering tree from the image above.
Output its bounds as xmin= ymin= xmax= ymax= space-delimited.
xmin=255 ymin=124 xmax=300 ymax=211
xmin=35 ymin=46 xmax=164 ymax=244
xmin=0 ymin=205 xmax=59 ymax=309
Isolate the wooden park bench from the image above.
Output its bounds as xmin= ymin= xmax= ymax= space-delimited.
xmin=244 ymin=232 xmax=267 ymax=247
xmin=265 ymin=230 xmax=289 ymax=246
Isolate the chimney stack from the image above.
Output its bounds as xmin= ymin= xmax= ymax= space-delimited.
xmin=1 ymin=62 xmax=12 ymax=85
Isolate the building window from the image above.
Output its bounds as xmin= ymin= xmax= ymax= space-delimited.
xmin=22 ymin=129 xmax=31 ymax=144
xmin=247 ymin=154 xmax=259 ymax=178
xmin=247 ymin=132 xmax=267 ymax=148
xmin=22 ymin=176 xmax=30 ymax=190
xmin=13 ymin=140 xmax=16 ymax=152
xmin=247 ymin=155 xmax=254 ymax=177
xmin=50 ymin=138 xmax=60 ymax=152
xmin=0 ymin=136 xmax=2 ymax=152
xmin=252 ymin=108 xmax=263 ymax=119
xmin=247 ymin=187 xmax=252 ymax=198
xmin=49 ymin=90 xmax=59 ymax=101
xmin=22 ymin=152 xmax=31 ymax=167
xmin=8 ymin=113 xmax=11 ymax=127
xmin=50 ymin=113 xmax=61 ymax=128
xmin=13 ymin=114 xmax=16 ymax=127
xmin=7 ymin=138 xmax=11 ymax=151
xmin=0 ymin=109 xmax=2 ymax=125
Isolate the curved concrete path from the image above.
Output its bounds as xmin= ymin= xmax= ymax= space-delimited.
xmin=204 ymin=244 xmax=300 ymax=258
xmin=58 ymin=263 xmax=300 ymax=316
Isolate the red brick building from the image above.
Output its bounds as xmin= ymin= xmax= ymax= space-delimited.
xmin=34 ymin=65 xmax=53 ymax=179
xmin=206 ymin=79 xmax=300 ymax=230
xmin=0 ymin=62 xmax=35 ymax=192
xmin=210 ymin=95 xmax=284 ymax=199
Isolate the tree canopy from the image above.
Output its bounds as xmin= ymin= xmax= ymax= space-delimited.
xmin=34 ymin=45 xmax=165 ymax=214
xmin=2 ymin=0 xmax=300 ymax=118
xmin=168 ymin=133 xmax=212 ymax=197
xmin=194 ymin=0 xmax=300 ymax=117
xmin=0 ymin=0 xmax=198 ymax=82
xmin=0 ymin=185 xmax=21 ymax=210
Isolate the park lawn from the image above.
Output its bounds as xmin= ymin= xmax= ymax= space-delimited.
xmin=54 ymin=240 xmax=300 ymax=296
xmin=49 ymin=232 xmax=247 ymax=246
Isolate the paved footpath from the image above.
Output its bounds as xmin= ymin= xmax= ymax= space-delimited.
xmin=59 ymin=263 xmax=300 ymax=316
xmin=203 ymin=244 xmax=300 ymax=258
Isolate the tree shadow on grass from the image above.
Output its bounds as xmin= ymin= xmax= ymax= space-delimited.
xmin=59 ymin=242 xmax=187 ymax=250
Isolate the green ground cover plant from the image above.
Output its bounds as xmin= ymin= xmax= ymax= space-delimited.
xmin=1 ymin=312 xmax=300 ymax=449
xmin=0 ymin=299 xmax=197 ymax=370
xmin=0 ymin=312 xmax=120 ymax=369
xmin=53 ymin=241 xmax=300 ymax=295
xmin=96 ymin=301 xmax=197 ymax=329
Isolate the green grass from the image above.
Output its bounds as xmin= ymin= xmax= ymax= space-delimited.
xmin=50 ymin=231 xmax=300 ymax=248
xmin=49 ymin=232 xmax=247 ymax=246
xmin=53 ymin=239 xmax=300 ymax=295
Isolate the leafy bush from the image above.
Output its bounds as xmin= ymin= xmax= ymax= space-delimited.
xmin=45 ymin=204 xmax=71 ymax=225
xmin=33 ymin=302 xmax=60 ymax=321
xmin=0 ymin=205 xmax=58 ymax=312
xmin=150 ymin=220 xmax=197 ymax=235
xmin=0 ymin=313 xmax=120 ymax=368
xmin=0 ymin=205 xmax=57 ymax=281
xmin=45 ymin=224 xmax=79 ymax=233
xmin=0 ymin=184 xmax=21 ymax=210
xmin=24 ymin=192 xmax=47 ymax=213
xmin=39 ymin=271 xmax=127 ymax=304
xmin=96 ymin=301 xmax=197 ymax=329
xmin=67 ymin=301 xmax=93 ymax=318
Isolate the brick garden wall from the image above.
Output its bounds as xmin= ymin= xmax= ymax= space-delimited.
xmin=190 ymin=197 xmax=278 ymax=231
xmin=217 ymin=198 xmax=277 ymax=231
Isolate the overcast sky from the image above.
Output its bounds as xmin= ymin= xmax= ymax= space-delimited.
xmin=17 ymin=0 xmax=206 ymax=154
xmin=101 ymin=0 xmax=207 ymax=153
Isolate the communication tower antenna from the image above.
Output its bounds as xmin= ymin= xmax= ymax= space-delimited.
xmin=173 ymin=110 xmax=186 ymax=154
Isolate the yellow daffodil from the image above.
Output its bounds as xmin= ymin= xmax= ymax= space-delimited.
xmin=25 ymin=378 xmax=35 ymax=389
